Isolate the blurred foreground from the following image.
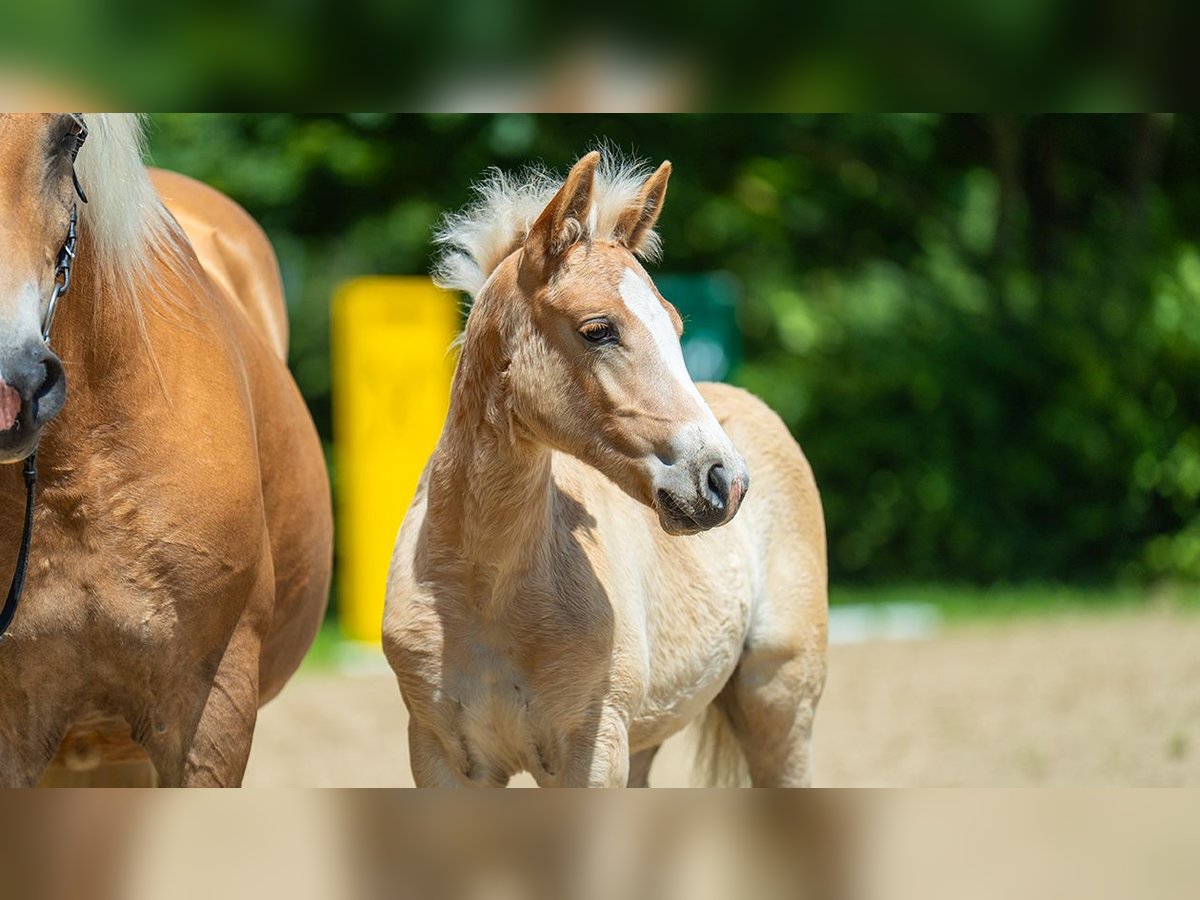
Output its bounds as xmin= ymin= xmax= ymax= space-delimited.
xmin=1 ymin=789 xmax=1195 ymax=900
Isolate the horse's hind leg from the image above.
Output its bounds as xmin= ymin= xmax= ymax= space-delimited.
xmin=718 ymin=620 xmax=827 ymax=787
xmin=627 ymin=744 xmax=661 ymax=787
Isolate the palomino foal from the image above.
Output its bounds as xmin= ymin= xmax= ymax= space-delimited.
xmin=384 ymin=151 xmax=827 ymax=787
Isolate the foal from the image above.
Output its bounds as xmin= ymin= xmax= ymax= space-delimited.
xmin=384 ymin=151 xmax=827 ymax=787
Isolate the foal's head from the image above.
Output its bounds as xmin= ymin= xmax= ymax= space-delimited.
xmin=459 ymin=151 xmax=750 ymax=534
xmin=0 ymin=114 xmax=81 ymax=463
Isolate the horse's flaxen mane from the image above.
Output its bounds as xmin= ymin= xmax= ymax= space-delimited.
xmin=75 ymin=114 xmax=185 ymax=309
xmin=433 ymin=149 xmax=663 ymax=298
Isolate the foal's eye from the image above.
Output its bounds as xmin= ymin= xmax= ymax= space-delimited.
xmin=579 ymin=320 xmax=618 ymax=345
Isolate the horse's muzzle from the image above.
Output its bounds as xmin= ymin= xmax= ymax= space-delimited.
xmin=0 ymin=344 xmax=66 ymax=462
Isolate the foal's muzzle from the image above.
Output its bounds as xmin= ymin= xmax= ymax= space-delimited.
xmin=0 ymin=342 xmax=66 ymax=462
xmin=654 ymin=457 xmax=750 ymax=535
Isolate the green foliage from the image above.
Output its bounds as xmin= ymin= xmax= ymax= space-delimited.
xmin=146 ymin=114 xmax=1200 ymax=585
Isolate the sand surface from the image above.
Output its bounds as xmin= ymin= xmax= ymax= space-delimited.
xmin=243 ymin=607 xmax=1200 ymax=787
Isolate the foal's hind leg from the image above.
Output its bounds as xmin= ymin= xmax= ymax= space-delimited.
xmin=718 ymin=628 xmax=827 ymax=787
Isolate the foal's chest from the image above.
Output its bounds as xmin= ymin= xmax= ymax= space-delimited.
xmin=413 ymin=581 xmax=622 ymax=784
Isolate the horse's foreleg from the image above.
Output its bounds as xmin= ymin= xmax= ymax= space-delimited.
xmin=150 ymin=629 xmax=261 ymax=787
xmin=0 ymin=731 xmax=57 ymax=787
xmin=408 ymin=720 xmax=475 ymax=788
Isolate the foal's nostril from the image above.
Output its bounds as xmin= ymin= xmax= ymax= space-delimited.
xmin=707 ymin=463 xmax=731 ymax=508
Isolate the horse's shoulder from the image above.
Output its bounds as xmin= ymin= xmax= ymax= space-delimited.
xmin=149 ymin=168 xmax=289 ymax=361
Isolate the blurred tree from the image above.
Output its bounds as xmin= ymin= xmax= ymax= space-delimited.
xmin=146 ymin=114 xmax=1200 ymax=585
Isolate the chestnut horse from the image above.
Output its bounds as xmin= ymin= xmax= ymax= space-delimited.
xmin=0 ymin=114 xmax=331 ymax=786
xmin=384 ymin=151 xmax=827 ymax=787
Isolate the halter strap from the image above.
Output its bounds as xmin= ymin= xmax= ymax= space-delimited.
xmin=41 ymin=205 xmax=78 ymax=343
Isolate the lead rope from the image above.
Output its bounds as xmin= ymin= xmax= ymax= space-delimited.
xmin=0 ymin=207 xmax=76 ymax=642
xmin=1 ymin=119 xmax=87 ymax=641
xmin=0 ymin=208 xmax=77 ymax=641
xmin=0 ymin=456 xmax=37 ymax=637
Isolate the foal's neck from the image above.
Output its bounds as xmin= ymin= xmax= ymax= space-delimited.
xmin=425 ymin=319 xmax=555 ymax=589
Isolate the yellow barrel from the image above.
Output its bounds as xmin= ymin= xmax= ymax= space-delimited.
xmin=332 ymin=277 xmax=459 ymax=642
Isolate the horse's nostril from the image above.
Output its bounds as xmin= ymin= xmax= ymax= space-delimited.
xmin=27 ymin=352 xmax=66 ymax=425
xmin=34 ymin=356 xmax=63 ymax=404
xmin=707 ymin=464 xmax=730 ymax=508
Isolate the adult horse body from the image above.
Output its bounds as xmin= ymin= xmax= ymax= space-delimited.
xmin=0 ymin=114 xmax=331 ymax=786
xmin=384 ymin=151 xmax=827 ymax=787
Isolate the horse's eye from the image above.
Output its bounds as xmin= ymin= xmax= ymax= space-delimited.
xmin=580 ymin=320 xmax=618 ymax=345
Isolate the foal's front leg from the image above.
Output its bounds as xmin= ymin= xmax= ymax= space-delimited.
xmin=556 ymin=709 xmax=630 ymax=788
xmin=408 ymin=720 xmax=485 ymax=788
xmin=627 ymin=744 xmax=661 ymax=787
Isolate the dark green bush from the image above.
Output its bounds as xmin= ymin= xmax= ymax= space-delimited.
xmin=147 ymin=114 xmax=1200 ymax=584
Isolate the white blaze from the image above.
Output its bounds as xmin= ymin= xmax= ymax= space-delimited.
xmin=15 ymin=281 xmax=42 ymax=334
xmin=0 ymin=281 xmax=44 ymax=384
xmin=618 ymin=267 xmax=720 ymax=430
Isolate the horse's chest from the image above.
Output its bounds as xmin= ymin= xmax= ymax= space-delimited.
xmin=14 ymin=497 xmax=262 ymax=650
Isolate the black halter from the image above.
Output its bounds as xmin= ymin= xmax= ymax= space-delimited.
xmin=0 ymin=118 xmax=88 ymax=640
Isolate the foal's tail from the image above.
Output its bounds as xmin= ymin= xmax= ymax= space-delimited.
xmin=694 ymin=705 xmax=751 ymax=787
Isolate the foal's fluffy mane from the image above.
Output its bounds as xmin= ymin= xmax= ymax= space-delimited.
xmin=433 ymin=149 xmax=663 ymax=298
xmin=74 ymin=114 xmax=184 ymax=308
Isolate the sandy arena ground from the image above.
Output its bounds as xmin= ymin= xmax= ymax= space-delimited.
xmin=243 ymin=607 xmax=1200 ymax=787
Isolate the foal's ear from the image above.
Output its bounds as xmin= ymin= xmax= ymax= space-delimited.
xmin=525 ymin=151 xmax=600 ymax=262
xmin=614 ymin=160 xmax=672 ymax=257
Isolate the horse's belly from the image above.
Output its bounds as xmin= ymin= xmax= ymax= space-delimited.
xmin=629 ymin=533 xmax=758 ymax=749
xmin=630 ymin=628 xmax=745 ymax=750
xmin=628 ymin=607 xmax=748 ymax=753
